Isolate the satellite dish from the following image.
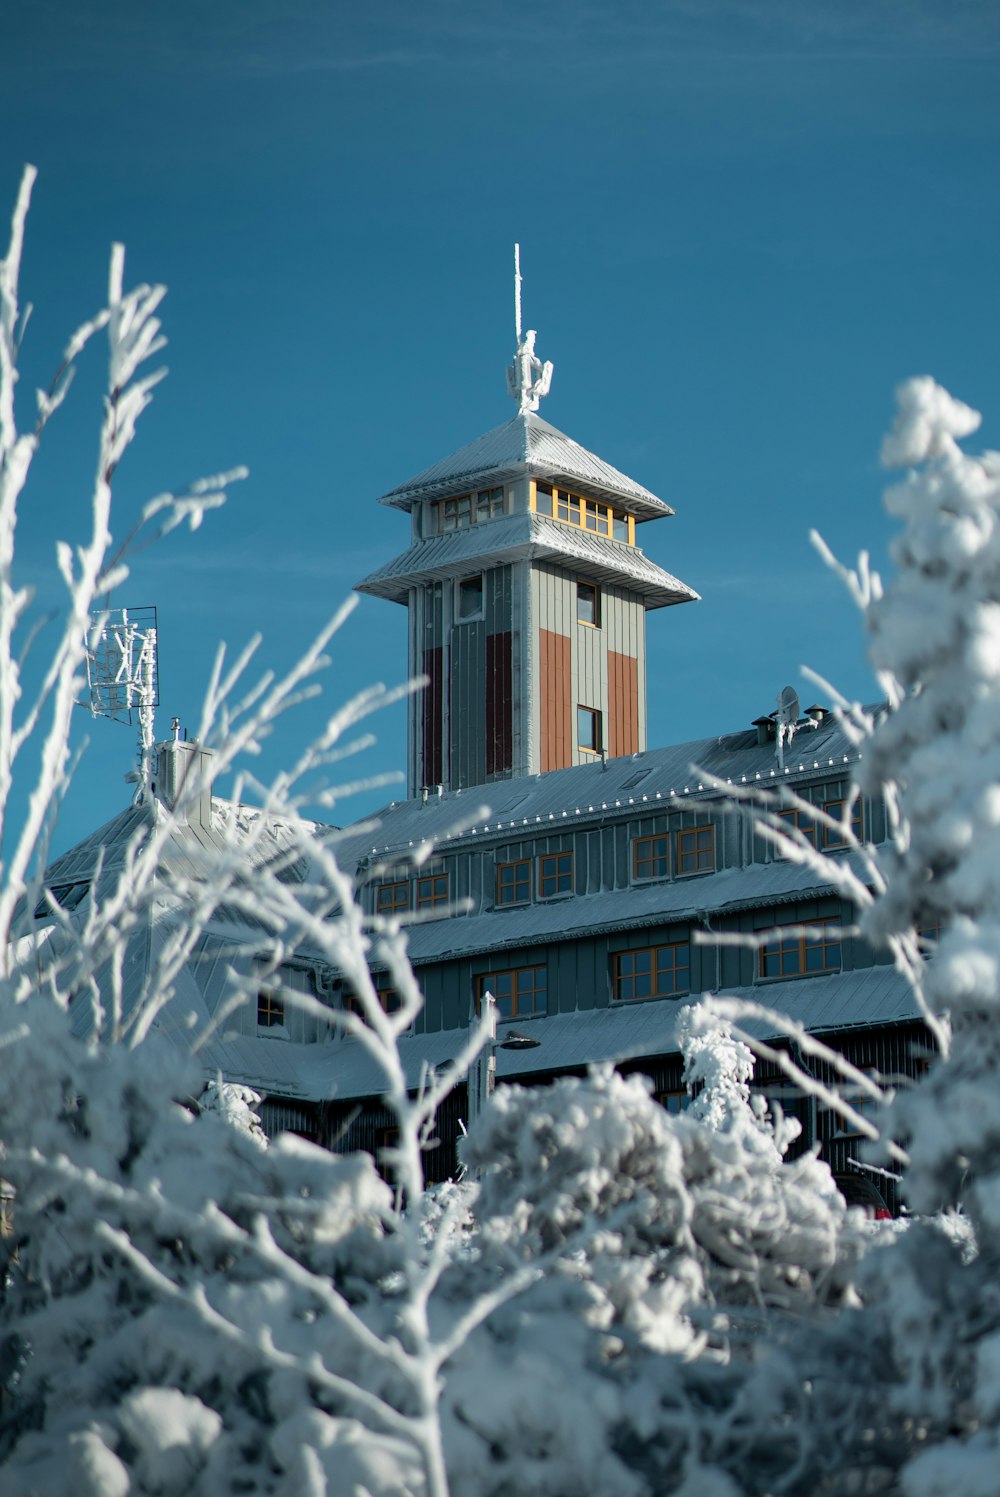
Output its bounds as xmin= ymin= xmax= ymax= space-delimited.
xmin=776 ymin=686 xmax=800 ymax=726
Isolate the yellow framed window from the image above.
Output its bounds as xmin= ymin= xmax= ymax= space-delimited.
xmin=576 ymin=580 xmax=599 ymax=626
xmin=532 ymin=482 xmax=632 ymax=545
xmin=577 ymin=705 xmax=602 ymax=754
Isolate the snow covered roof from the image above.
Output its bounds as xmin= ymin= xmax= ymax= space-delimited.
xmin=31 ymin=790 xmax=332 ymax=951
xmin=397 ymin=858 xmax=851 ymax=968
xmin=337 ymin=711 xmax=862 ymax=870
xmin=378 ymin=412 xmax=673 ymax=521
xmin=355 ymin=511 xmax=698 ymax=609
xmin=199 ymin=966 xmax=919 ymax=1104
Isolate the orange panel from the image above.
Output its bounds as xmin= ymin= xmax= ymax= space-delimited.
xmin=539 ymin=629 xmax=572 ymax=771
xmin=608 ymin=650 xmax=639 ymax=758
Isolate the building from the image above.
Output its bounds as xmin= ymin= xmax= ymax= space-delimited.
xmin=31 ymin=313 xmax=927 ymax=1205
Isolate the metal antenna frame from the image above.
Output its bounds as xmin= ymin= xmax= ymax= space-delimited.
xmin=514 ymin=242 xmax=523 ymax=344
xmin=83 ymin=605 xmax=160 ymax=801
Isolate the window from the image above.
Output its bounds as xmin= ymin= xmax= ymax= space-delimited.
xmin=534 ymin=481 xmax=554 ymax=516
xmin=577 ymin=705 xmax=602 ymax=754
xmin=839 ymin=1067 xmax=882 ymax=1127
xmin=376 ymin=880 xmax=410 ymax=916
xmin=457 ymin=574 xmax=484 ymax=621
xmin=576 ymin=580 xmax=599 ymax=627
xmin=376 ymin=1126 xmax=401 ymax=1179
xmin=656 ymin=1088 xmax=691 ymax=1115
xmin=538 ymin=850 xmax=573 ymax=898
xmin=759 ymin=918 xmax=842 ymax=980
xmin=476 ymin=966 xmax=547 ymax=1020
xmin=496 ymin=859 xmax=531 ymax=906
xmin=612 ymin=942 xmax=690 ymax=1002
xmin=476 ymin=486 xmax=506 ymax=522
xmin=437 ymin=487 xmax=506 ymax=533
xmin=439 ymin=493 xmax=473 ymax=531
xmin=344 ymin=981 xmax=403 ymax=1019
xmin=775 ymin=807 xmax=817 ymax=847
xmin=633 ymin=834 xmax=669 ymax=881
xmin=257 ymin=989 xmax=285 ymax=1028
xmin=415 ymin=872 xmax=449 ymax=911
xmin=677 ymin=825 xmax=715 ymax=875
xmin=918 ymin=918 xmax=942 ymax=954
xmin=533 ymin=482 xmax=633 ymax=544
xmin=33 ymin=880 xmax=90 ymax=918
xmin=821 ymin=798 xmax=863 ymax=850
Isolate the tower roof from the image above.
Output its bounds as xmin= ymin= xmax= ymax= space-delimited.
xmin=355 ymin=511 xmax=699 ymax=609
xmin=377 ymin=411 xmax=673 ymax=522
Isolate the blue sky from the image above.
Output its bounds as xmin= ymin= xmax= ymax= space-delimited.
xmin=3 ymin=1 xmax=1000 ymax=853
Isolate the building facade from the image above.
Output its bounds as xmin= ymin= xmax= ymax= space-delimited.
xmin=32 ymin=320 xmax=929 ymax=1209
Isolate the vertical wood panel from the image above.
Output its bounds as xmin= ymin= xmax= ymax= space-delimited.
xmin=450 ymin=620 xmax=486 ymax=788
xmin=539 ymin=628 xmax=571 ymax=771
xmin=608 ymin=650 xmax=639 ymax=757
xmin=486 ymin=631 xmax=513 ymax=774
xmin=422 ymin=645 xmax=443 ymax=786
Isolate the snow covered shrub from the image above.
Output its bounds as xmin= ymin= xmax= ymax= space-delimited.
xmin=834 ymin=377 xmax=1000 ymax=1492
xmin=0 ymin=1000 xmax=411 ymax=1496
xmin=465 ymin=1013 xmax=859 ymax=1359
xmin=0 ymin=168 xmax=487 ymax=1497
xmin=692 ymin=376 xmax=1000 ymax=1494
xmin=442 ymin=1012 xmax=865 ymax=1497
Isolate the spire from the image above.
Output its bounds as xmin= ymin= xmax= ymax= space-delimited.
xmin=505 ymin=244 xmax=553 ymax=414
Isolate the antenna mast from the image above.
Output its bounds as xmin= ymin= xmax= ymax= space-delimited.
xmin=82 ymin=605 xmax=160 ymax=803
xmin=514 ymin=242 xmax=523 ymax=343
xmin=505 ymin=244 xmax=553 ymax=414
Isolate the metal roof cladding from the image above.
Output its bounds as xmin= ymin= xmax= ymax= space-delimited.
xmin=335 ymin=711 xmax=861 ymax=869
xmin=195 ymin=965 xmax=918 ymax=1103
xmin=354 ymin=511 xmax=698 ymax=608
xmin=377 ymin=411 xmax=674 ymax=519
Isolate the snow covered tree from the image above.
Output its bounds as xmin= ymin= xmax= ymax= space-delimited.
xmin=7 ymin=157 xmax=1000 ymax=1497
xmin=0 ymin=166 xmax=494 ymax=1497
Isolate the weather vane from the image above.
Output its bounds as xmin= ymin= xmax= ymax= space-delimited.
xmin=506 ymin=244 xmax=553 ymax=414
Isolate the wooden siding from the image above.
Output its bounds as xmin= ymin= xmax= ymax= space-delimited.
xmin=421 ymin=645 xmax=444 ymax=787
xmin=449 ymin=618 xmax=485 ymax=787
xmin=539 ymin=628 xmax=572 ymax=771
xmin=533 ymin=562 xmax=648 ymax=763
xmin=607 ymin=650 xmax=639 ymax=757
xmin=486 ymin=630 xmax=513 ymax=774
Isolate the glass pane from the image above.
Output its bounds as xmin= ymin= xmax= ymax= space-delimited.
xmin=577 ymin=583 xmax=596 ymax=625
xmin=458 ymin=576 xmax=483 ymax=619
xmin=577 ymin=708 xmax=599 ymax=751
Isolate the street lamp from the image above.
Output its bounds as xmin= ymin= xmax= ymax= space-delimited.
xmin=467 ymin=990 xmax=541 ymax=1129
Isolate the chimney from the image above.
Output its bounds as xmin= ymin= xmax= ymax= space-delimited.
xmin=752 ymin=714 xmax=775 ymax=747
xmin=151 ymin=738 xmax=215 ymax=830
